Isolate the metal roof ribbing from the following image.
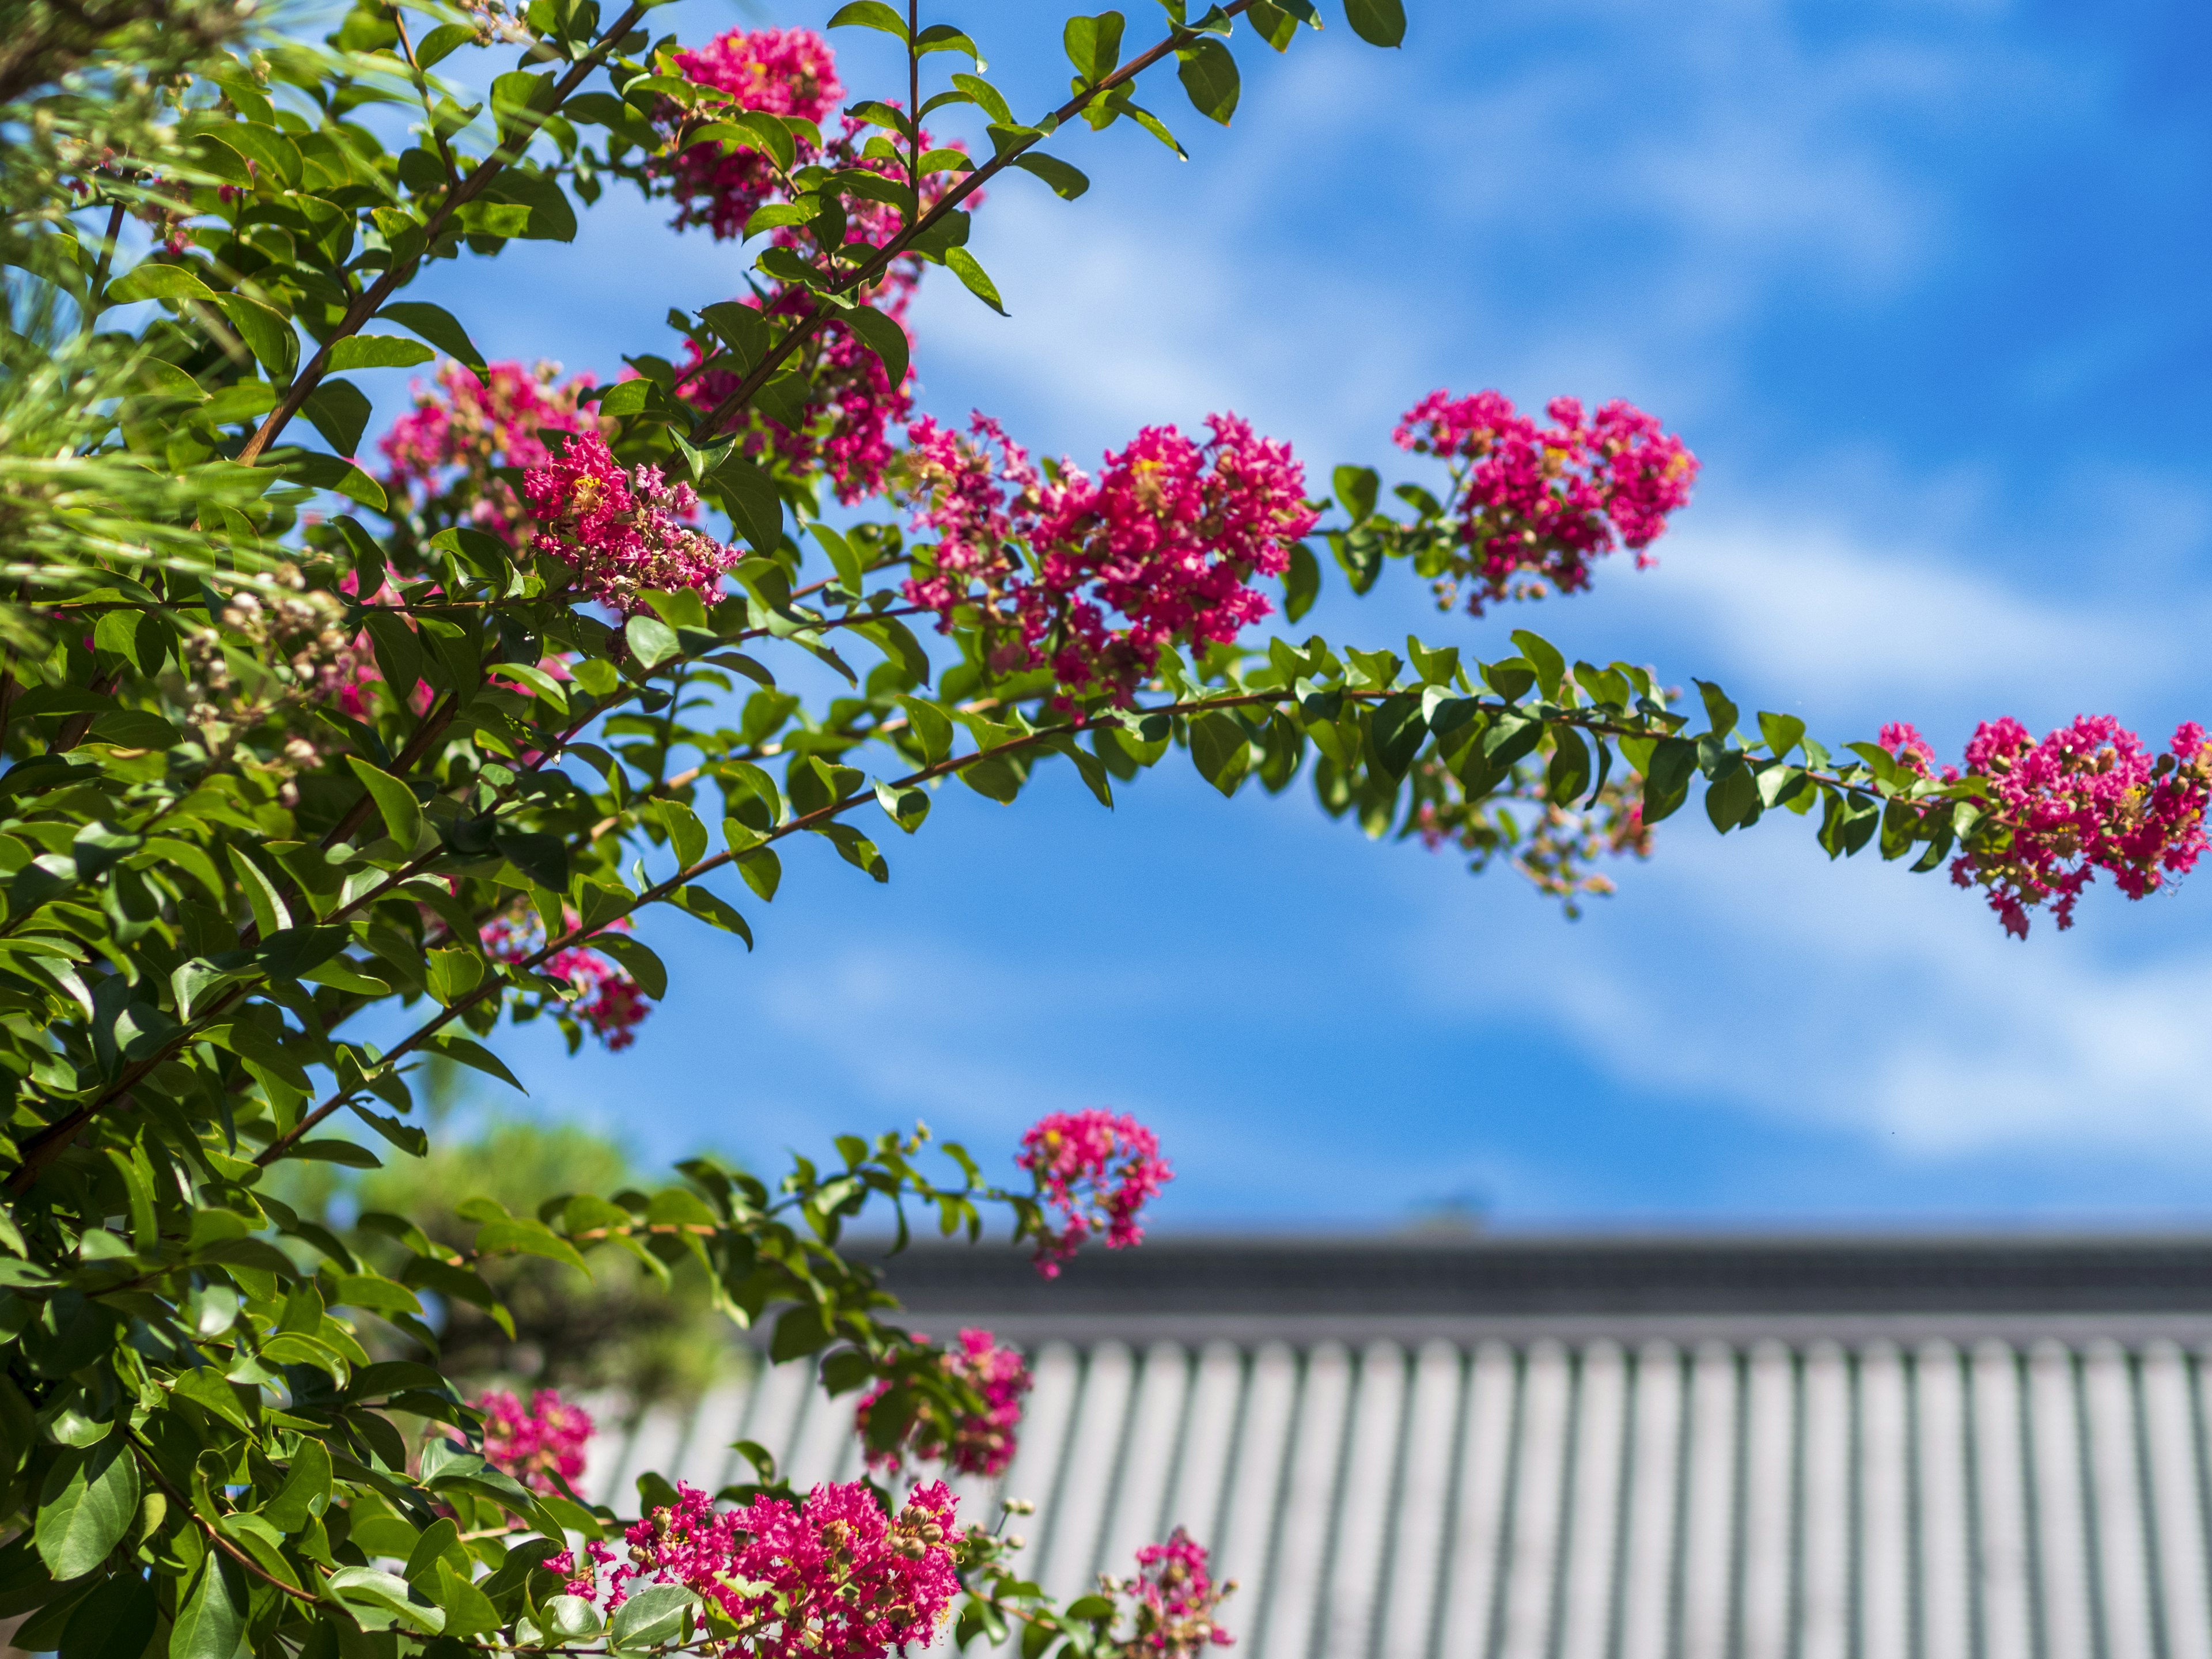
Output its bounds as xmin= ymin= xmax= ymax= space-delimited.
xmin=581 ymin=1334 xmax=2212 ymax=1659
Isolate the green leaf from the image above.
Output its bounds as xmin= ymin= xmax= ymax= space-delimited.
xmin=413 ymin=21 xmax=475 ymax=66
xmin=1283 ymin=541 xmax=1321 ymax=622
xmin=1547 ymin=726 xmax=1593 ymax=808
xmin=711 ymin=453 xmax=783 ymax=554
xmin=475 ymin=1218 xmax=592 ymax=1277
xmin=896 ymin=695 xmax=953 ymax=764
xmin=734 ymin=846 xmax=781 ymax=902
xmin=1334 ymin=464 xmax=1380 ymax=523
xmin=839 ymin=306 xmax=908 ymax=392
xmin=1063 ymin=10 xmax=1126 ymax=81
xmin=544 ymin=1596 xmax=604 ymax=1641
xmin=944 ymin=248 xmax=1007 ymax=315
xmin=1509 ymin=630 xmax=1566 ymax=702
xmin=378 ymin=301 xmax=486 ymax=373
xmin=283 ymin=452 xmax=388 ymax=512
xmin=107 ymin=262 xmax=217 ymax=305
xmin=225 ymin=844 xmax=291 ymax=935
xmin=291 ymin=1138 xmax=381 ymax=1168
xmin=214 ymin=293 xmax=298 ymax=382
xmin=300 ymin=378 xmax=372 ymax=456
xmin=827 ymin=1 xmax=908 ymax=40
xmin=669 ymin=884 xmax=752 ymax=945
xmin=169 ymin=1555 xmax=247 ymax=1659
xmin=1695 ymin=679 xmax=1739 ymax=738
xmin=874 ymin=778 xmax=930 ymax=833
xmin=611 ymin=1584 xmax=696 ymax=1650
xmin=345 ymin=756 xmax=423 ymax=849
xmin=328 ymin=335 xmax=435 ymax=372
xmin=1175 ymin=37 xmax=1240 ymax=124
xmin=329 ymin=1566 xmax=445 ymax=1634
xmin=1642 ymin=736 xmax=1699 ymax=824
xmin=1343 ymin=0 xmax=1404 ymax=47
xmin=436 ymin=1562 xmax=502 ymax=1639
xmin=660 ymin=800 xmax=709 ymax=868
xmin=35 ymin=1440 xmax=137 ymax=1578
xmin=1188 ymin=711 xmax=1251 ymax=797
xmin=594 ymin=934 xmax=666 ymax=1001
xmin=172 ymin=1367 xmax=256 ymax=1430
xmin=487 ymin=827 xmax=565 ymax=892
xmin=260 ymin=1436 xmax=332 ymax=1533
xmin=1012 ymin=151 xmax=1090 ymax=199
xmin=1367 ymin=694 xmax=1428 ymax=781
xmin=626 ymin=614 xmax=680 ymax=669
xmin=952 ymin=71 xmax=1014 ymax=124
xmin=60 ymin=1563 xmax=155 ymax=1659
xmin=456 ymin=200 xmax=532 ymax=238
xmin=1758 ymin=710 xmax=1806 ymax=760
xmin=421 ymin=1034 xmax=527 ymax=1093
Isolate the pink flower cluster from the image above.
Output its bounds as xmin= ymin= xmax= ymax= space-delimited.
xmin=675 ymin=304 xmax=911 ymax=505
xmin=657 ymin=28 xmax=967 ymax=505
xmin=857 ymin=1328 xmax=1033 ymax=1479
xmin=1016 ymin=1110 xmax=1171 ymax=1277
xmin=1113 ymin=1530 xmax=1235 ymax=1658
xmin=471 ymin=1388 xmax=593 ymax=1493
xmin=521 ymin=433 xmax=737 ymax=614
xmin=660 ymin=28 xmax=843 ymax=241
xmin=379 ymin=360 xmax=599 ymax=541
xmin=1393 ymin=390 xmax=1698 ymax=612
xmin=1883 ymin=717 xmax=2212 ymax=938
xmin=903 ymin=413 xmax=1318 ymax=706
xmin=562 ymin=1479 xmax=960 ymax=1659
xmin=480 ymin=910 xmax=652 ymax=1051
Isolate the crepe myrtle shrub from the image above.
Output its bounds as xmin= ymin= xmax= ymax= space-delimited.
xmin=0 ymin=0 xmax=2203 ymax=1654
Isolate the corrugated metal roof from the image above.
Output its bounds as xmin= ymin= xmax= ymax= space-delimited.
xmin=579 ymin=1240 xmax=2212 ymax=1658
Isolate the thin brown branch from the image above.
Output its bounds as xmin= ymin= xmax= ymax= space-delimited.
xmin=126 ymin=1434 xmax=322 ymax=1605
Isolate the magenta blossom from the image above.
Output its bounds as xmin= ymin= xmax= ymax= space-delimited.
xmin=481 ymin=910 xmax=651 ymax=1051
xmin=1113 ymin=1529 xmax=1236 ymax=1658
xmin=1883 ymin=715 xmax=2212 ymax=937
xmin=903 ymin=413 xmax=1317 ymax=706
xmin=1016 ymin=1110 xmax=1171 ymax=1277
xmin=659 ymin=28 xmax=843 ymax=241
xmin=568 ymin=1479 xmax=959 ymax=1659
xmin=1393 ymin=389 xmax=1697 ymax=612
xmin=379 ymin=359 xmax=599 ymax=541
xmin=857 ymin=1328 xmax=1033 ymax=1479
xmin=521 ymin=434 xmax=737 ymax=615
xmin=468 ymin=1389 xmax=593 ymax=1493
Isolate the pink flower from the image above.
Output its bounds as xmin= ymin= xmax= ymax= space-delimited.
xmin=594 ymin=1479 xmax=960 ymax=1659
xmin=1393 ymin=389 xmax=1697 ymax=612
xmin=481 ymin=910 xmax=652 ymax=1051
xmin=1927 ymin=715 xmax=2212 ymax=937
xmin=1113 ymin=1529 xmax=1235 ymax=1658
xmin=857 ymin=1328 xmax=1033 ymax=1479
xmin=521 ymin=434 xmax=737 ymax=615
xmin=1016 ymin=1110 xmax=1171 ymax=1277
xmin=674 ymin=302 xmax=912 ymax=505
xmin=546 ymin=1539 xmax=618 ymax=1599
xmin=468 ymin=1389 xmax=593 ymax=1492
xmin=1878 ymin=721 xmax=1942 ymax=775
xmin=660 ymin=29 xmax=843 ymax=241
xmin=902 ymin=414 xmax=1317 ymax=706
xmin=380 ymin=360 xmax=600 ymax=542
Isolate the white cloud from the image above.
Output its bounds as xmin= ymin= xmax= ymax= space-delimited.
xmin=1404 ymin=821 xmax=2212 ymax=1158
xmin=1626 ymin=511 xmax=2187 ymax=716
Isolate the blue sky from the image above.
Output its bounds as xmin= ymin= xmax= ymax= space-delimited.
xmin=358 ymin=0 xmax=2212 ymax=1229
